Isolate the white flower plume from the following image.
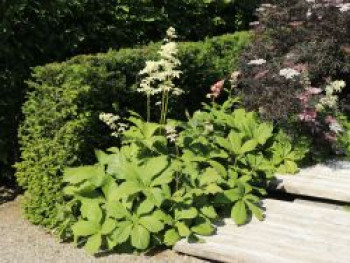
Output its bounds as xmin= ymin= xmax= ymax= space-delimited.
xmin=138 ymin=27 xmax=183 ymax=97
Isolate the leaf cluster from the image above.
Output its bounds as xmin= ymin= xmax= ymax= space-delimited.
xmin=61 ymin=98 xmax=304 ymax=254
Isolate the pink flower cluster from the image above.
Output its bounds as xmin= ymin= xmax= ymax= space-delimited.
xmin=297 ymin=81 xmax=342 ymax=142
xmin=298 ymin=87 xmax=322 ymax=105
xmin=208 ymin=80 xmax=225 ymax=100
xmin=298 ymin=87 xmax=320 ymax=128
xmin=299 ymin=108 xmax=318 ymax=123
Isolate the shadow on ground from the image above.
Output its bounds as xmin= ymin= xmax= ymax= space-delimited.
xmin=0 ymin=185 xmax=20 ymax=205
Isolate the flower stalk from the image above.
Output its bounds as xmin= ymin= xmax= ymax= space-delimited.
xmin=138 ymin=27 xmax=183 ymax=124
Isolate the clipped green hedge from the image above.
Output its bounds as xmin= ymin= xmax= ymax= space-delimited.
xmin=16 ymin=32 xmax=251 ymax=227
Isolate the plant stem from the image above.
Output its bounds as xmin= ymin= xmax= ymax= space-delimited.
xmin=163 ymin=91 xmax=169 ymax=124
xmin=160 ymin=91 xmax=165 ymax=124
xmin=147 ymin=94 xmax=151 ymax=122
xmin=160 ymin=90 xmax=169 ymax=125
xmin=175 ymin=144 xmax=180 ymax=191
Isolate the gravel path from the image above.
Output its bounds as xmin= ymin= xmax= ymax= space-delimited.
xmin=0 ymin=197 xmax=207 ymax=263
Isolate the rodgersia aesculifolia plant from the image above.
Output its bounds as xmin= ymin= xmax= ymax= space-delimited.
xmin=61 ymin=28 xmax=304 ymax=255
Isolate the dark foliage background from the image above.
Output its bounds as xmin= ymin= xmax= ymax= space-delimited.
xmin=235 ymin=0 xmax=350 ymax=159
xmin=238 ymin=0 xmax=350 ymax=119
xmin=0 ymin=0 xmax=259 ymax=184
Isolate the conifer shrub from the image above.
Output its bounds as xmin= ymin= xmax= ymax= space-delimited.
xmin=15 ymin=32 xmax=251 ymax=227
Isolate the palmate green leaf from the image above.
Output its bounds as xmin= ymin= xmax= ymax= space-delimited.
xmin=246 ymin=154 xmax=262 ymax=168
xmin=285 ymin=151 xmax=299 ymax=161
xmin=137 ymin=199 xmax=155 ymax=216
xmin=223 ymin=189 xmax=242 ymax=202
xmin=240 ymin=139 xmax=258 ymax=154
xmin=80 ymin=199 xmax=102 ymax=223
xmin=101 ymin=176 xmax=119 ymax=201
xmin=277 ymin=160 xmax=299 ymax=174
xmin=231 ymin=109 xmax=255 ymax=136
xmin=106 ymin=147 xmax=119 ymax=154
xmin=245 ymin=201 xmax=264 ymax=221
xmin=71 ymin=220 xmax=100 ymax=237
xmin=63 ymin=185 xmax=76 ymax=196
xmin=101 ymin=218 xmax=117 ymax=235
xmin=199 ymin=168 xmax=220 ymax=187
xmin=164 ymin=229 xmax=181 ymax=246
xmin=214 ymin=192 xmax=231 ymax=204
xmin=161 ymin=184 xmax=172 ymax=199
xmin=205 ymin=183 xmax=223 ymax=194
xmin=244 ymin=193 xmax=261 ymax=203
xmin=153 ymin=210 xmax=173 ymax=225
xmin=150 ymin=168 xmax=174 ymax=187
xmin=63 ymin=165 xmax=104 ymax=185
xmin=90 ymin=168 xmax=108 ymax=188
xmin=228 ymin=131 xmax=242 ymax=154
xmin=139 ymin=214 xmax=164 ymax=233
xmin=200 ymin=205 xmax=218 ymax=219
xmin=255 ymin=123 xmax=273 ymax=145
xmin=115 ymin=181 xmax=141 ymax=200
xmin=209 ymin=149 xmax=229 ymax=159
xmin=148 ymin=187 xmax=166 ymax=207
xmin=208 ymin=160 xmax=227 ymax=178
xmin=141 ymin=136 xmax=167 ymax=151
xmin=106 ymin=200 xmax=129 ymax=219
xmin=177 ymin=207 xmax=198 ymax=220
xmin=142 ymin=156 xmax=169 ymax=186
xmin=243 ymin=182 xmax=253 ymax=195
xmin=64 ymin=181 xmax=98 ymax=196
xmin=240 ymin=113 xmax=256 ymax=138
xmin=123 ymin=127 xmax=143 ymax=142
xmin=106 ymin=153 xmax=123 ymax=176
xmin=176 ymin=221 xmax=191 ymax=237
xmin=107 ymin=221 xmax=133 ymax=248
xmin=94 ymin=149 xmax=110 ymax=165
xmin=131 ymin=224 xmax=150 ymax=250
xmin=84 ymin=233 xmax=102 ymax=255
xmin=216 ymin=137 xmax=233 ymax=153
xmin=246 ymin=154 xmax=274 ymax=174
xmin=143 ymin=122 xmax=161 ymax=139
xmin=181 ymin=150 xmax=201 ymax=163
xmin=271 ymin=141 xmax=294 ymax=163
xmin=115 ymin=161 xmax=140 ymax=181
xmin=231 ymin=200 xmax=247 ymax=225
xmin=191 ymin=219 xmax=215 ymax=236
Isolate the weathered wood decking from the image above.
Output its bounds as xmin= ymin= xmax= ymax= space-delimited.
xmin=174 ymin=161 xmax=350 ymax=262
xmin=275 ymin=160 xmax=350 ymax=202
xmin=174 ymin=199 xmax=350 ymax=263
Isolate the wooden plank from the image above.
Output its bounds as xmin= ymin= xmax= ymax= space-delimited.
xmin=274 ymin=161 xmax=350 ymax=202
xmin=174 ymin=199 xmax=350 ymax=263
